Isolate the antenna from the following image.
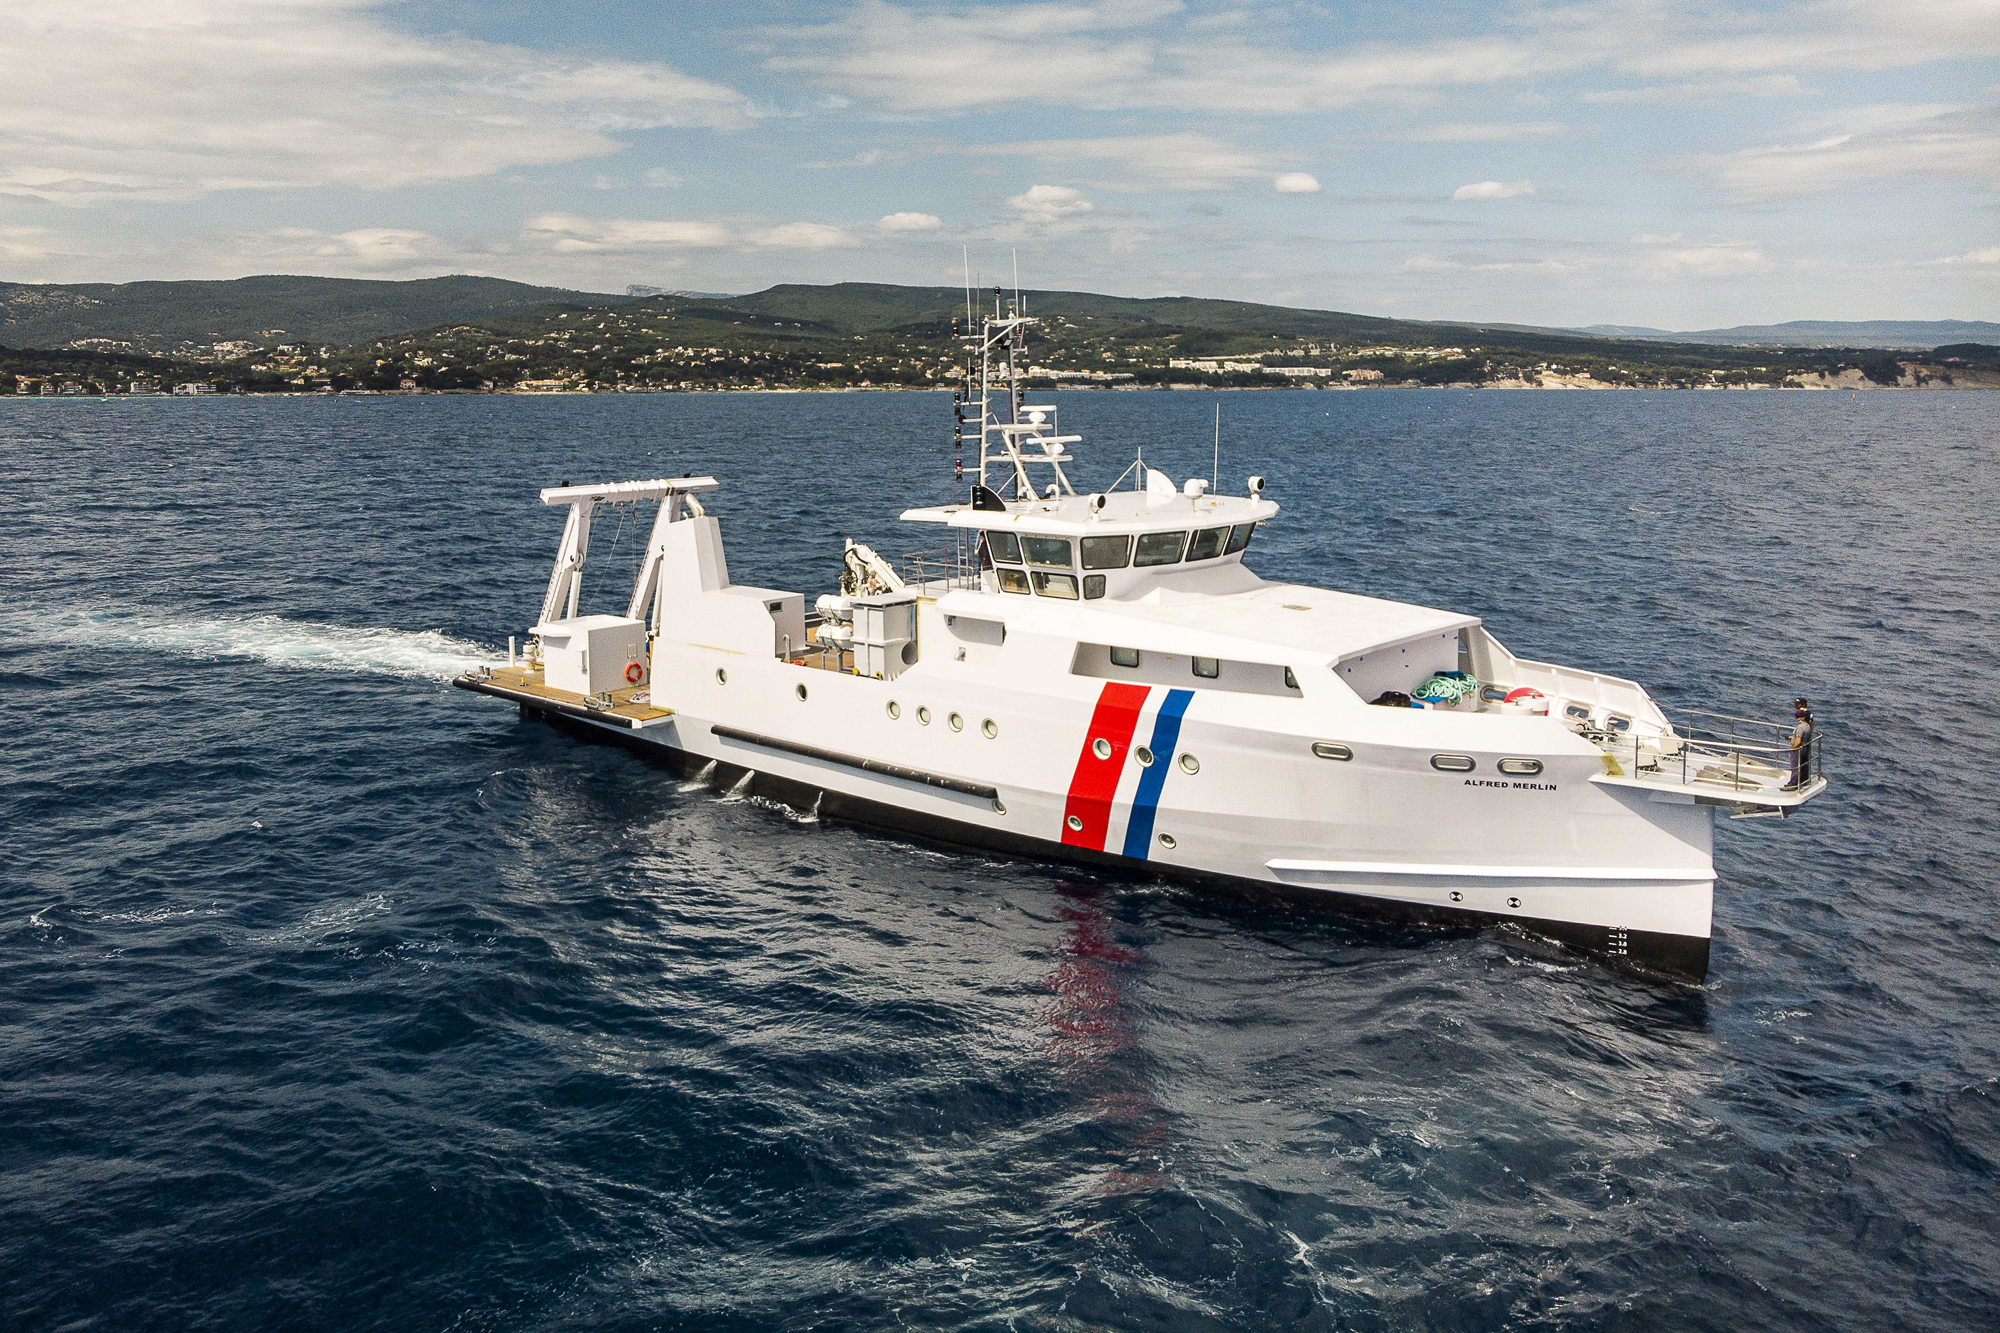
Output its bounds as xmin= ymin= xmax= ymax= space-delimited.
xmin=1012 ymin=249 xmax=1021 ymax=316
xmin=962 ymin=247 xmax=973 ymax=329
xmin=1213 ymin=401 xmax=1221 ymax=490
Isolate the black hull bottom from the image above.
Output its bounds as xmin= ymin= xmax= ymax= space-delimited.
xmin=523 ymin=702 xmax=1713 ymax=984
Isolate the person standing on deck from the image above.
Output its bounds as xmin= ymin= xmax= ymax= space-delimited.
xmin=1788 ymin=698 xmax=1816 ymax=790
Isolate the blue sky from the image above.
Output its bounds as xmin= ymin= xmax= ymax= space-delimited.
xmin=2 ymin=0 xmax=1994 ymax=327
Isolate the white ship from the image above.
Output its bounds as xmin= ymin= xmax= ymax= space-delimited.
xmin=455 ymin=299 xmax=1827 ymax=979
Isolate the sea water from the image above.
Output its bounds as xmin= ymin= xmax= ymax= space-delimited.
xmin=3 ymin=389 xmax=1997 ymax=1330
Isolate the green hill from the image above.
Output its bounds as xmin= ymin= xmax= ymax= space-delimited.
xmin=713 ymin=282 xmax=1433 ymax=342
xmin=0 ymin=274 xmax=619 ymax=353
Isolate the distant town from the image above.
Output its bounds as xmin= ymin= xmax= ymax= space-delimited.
xmin=4 ymin=277 xmax=1995 ymax=397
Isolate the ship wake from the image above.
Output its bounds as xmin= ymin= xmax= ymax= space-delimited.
xmin=3 ymin=604 xmax=497 ymax=682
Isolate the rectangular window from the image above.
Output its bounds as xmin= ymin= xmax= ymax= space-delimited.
xmin=986 ymin=531 xmax=1022 ymax=564
xmin=1109 ymin=645 xmax=1140 ymax=668
xmin=1186 ymin=526 xmax=1228 ymax=561
xmin=1083 ymin=574 xmax=1106 ymax=599
xmin=1080 ymin=535 xmax=1132 ymax=569
xmin=1022 ymin=536 xmax=1073 ymax=568
xmin=1031 ymin=570 xmax=1079 ymax=599
xmin=1225 ymin=522 xmax=1255 ymax=554
xmin=1133 ymin=531 xmax=1187 ymax=566
xmin=1192 ymin=656 xmax=1220 ymax=679
xmin=996 ymin=567 xmax=1031 ymax=594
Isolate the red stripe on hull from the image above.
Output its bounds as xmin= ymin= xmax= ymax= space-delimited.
xmin=1061 ymin=683 xmax=1151 ymax=850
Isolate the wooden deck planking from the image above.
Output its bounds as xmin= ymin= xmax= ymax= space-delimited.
xmin=486 ymin=665 xmax=674 ymax=722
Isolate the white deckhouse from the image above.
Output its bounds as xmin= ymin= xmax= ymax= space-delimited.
xmin=457 ymin=297 xmax=1826 ymax=979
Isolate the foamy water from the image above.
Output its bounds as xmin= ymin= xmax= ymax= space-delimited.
xmin=0 ymin=606 xmax=497 ymax=681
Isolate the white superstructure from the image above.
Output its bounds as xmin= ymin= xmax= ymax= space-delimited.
xmin=456 ymin=301 xmax=1826 ymax=979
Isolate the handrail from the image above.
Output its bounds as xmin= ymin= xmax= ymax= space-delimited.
xmin=901 ymin=543 xmax=978 ymax=592
xmin=1608 ymin=707 xmax=1823 ymax=796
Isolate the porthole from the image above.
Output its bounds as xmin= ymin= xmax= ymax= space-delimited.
xmin=886 ymin=701 xmax=901 ymax=720
xmin=1497 ymin=757 xmax=1543 ymax=776
xmin=1134 ymin=746 xmax=1154 ymax=767
xmin=1109 ymin=645 xmax=1140 ymax=668
xmin=1312 ymin=742 xmax=1353 ymax=761
xmin=1507 ymin=896 xmax=1522 ymax=910
xmin=1178 ymin=753 xmax=1200 ymax=774
xmin=795 ymin=683 xmax=808 ymax=701
xmin=1066 ymin=815 xmax=1084 ymax=832
xmin=1449 ymin=890 xmax=1464 ymax=903
xmin=715 ymin=668 xmax=727 ymax=685
xmin=993 ymin=798 xmax=1006 ymax=815
xmin=1092 ymin=737 xmax=1112 ymax=760
xmin=916 ymin=706 xmax=931 ymax=725
xmin=981 ymin=718 xmax=998 ymax=739
xmin=1431 ymin=754 xmax=1475 ymax=773
xmin=948 ymin=712 xmax=963 ymax=732
xmin=1158 ymin=832 xmax=1177 ymax=849
xmin=1192 ymin=656 xmax=1220 ymax=680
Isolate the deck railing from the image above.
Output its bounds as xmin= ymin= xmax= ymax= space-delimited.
xmin=901 ymin=545 xmax=978 ymax=593
xmin=1603 ymin=707 xmax=1823 ymax=795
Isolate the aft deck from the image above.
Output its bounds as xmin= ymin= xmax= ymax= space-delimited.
xmin=453 ymin=664 xmax=676 ymax=729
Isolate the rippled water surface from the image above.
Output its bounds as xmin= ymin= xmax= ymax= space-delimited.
xmin=4 ymin=390 xmax=1997 ymax=1331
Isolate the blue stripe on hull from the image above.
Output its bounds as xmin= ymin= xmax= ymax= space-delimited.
xmin=1121 ymin=689 xmax=1194 ymax=859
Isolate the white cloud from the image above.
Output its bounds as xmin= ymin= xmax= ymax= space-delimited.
xmin=770 ymin=1 xmax=1182 ymax=113
xmin=300 ymin=227 xmax=432 ymax=266
xmin=744 ymin=222 xmax=860 ymax=250
xmin=1453 ymin=180 xmax=1537 ymax=200
xmin=1586 ymin=75 xmax=1805 ymax=103
xmin=877 ymin=211 xmax=944 ymax=231
xmin=0 ymin=0 xmax=747 ymax=204
xmin=1644 ymin=242 xmax=1769 ymax=276
xmin=770 ymin=0 xmax=2000 ymax=116
xmin=0 ymin=225 xmax=71 ymax=263
xmin=1399 ymin=235 xmax=1767 ymax=282
xmin=966 ymin=132 xmax=1284 ymax=191
xmin=1936 ymin=246 xmax=2000 ymax=265
xmin=1382 ymin=122 xmax=1569 ymax=142
xmin=1006 ymin=184 xmax=1095 ymax=223
xmin=519 ymin=213 xmax=858 ymax=254
xmin=1664 ymin=103 xmax=1999 ymax=200
xmin=1400 ymin=253 xmax=1579 ymax=274
xmin=1273 ymin=172 xmax=1323 ymax=194
xmin=642 ymin=169 xmax=686 ymax=188
xmin=521 ymin=214 xmax=733 ymax=254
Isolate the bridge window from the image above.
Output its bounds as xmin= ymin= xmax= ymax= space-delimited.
xmin=1225 ymin=523 xmax=1256 ymax=554
xmin=986 ymin=531 xmax=1022 ymax=564
xmin=996 ymin=568 xmax=1030 ymax=594
xmin=1133 ymin=531 xmax=1187 ymax=566
xmin=1187 ymin=527 xmax=1229 ymax=561
xmin=1080 ymin=535 xmax=1132 ymax=569
xmin=1083 ymin=575 xmax=1106 ymax=599
xmin=1032 ymin=571 xmax=1079 ymax=599
xmin=1022 ymin=536 xmax=1073 ymax=568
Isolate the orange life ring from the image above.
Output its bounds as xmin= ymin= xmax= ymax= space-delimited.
xmin=624 ymin=661 xmax=643 ymax=684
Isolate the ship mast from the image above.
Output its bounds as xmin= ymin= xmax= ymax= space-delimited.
xmin=952 ymin=286 xmax=1078 ymax=502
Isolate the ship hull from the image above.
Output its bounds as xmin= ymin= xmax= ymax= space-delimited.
xmin=509 ymin=697 xmax=1714 ymax=982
